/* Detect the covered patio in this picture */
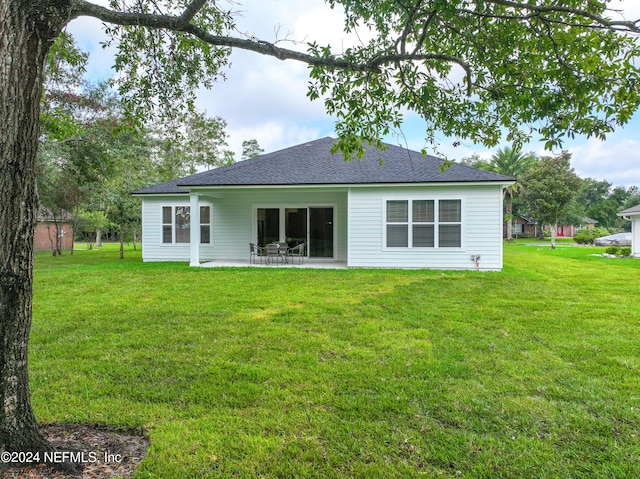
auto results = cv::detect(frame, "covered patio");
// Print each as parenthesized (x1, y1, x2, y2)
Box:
(198, 259, 348, 269)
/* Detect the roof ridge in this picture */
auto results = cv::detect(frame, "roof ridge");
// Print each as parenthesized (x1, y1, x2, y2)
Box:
(133, 137, 515, 194)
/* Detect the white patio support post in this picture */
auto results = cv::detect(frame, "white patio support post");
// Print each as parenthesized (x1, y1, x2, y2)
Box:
(189, 193, 201, 266)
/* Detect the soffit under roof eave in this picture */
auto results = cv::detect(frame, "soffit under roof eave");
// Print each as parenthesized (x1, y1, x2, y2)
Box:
(130, 192, 188, 198)
(180, 180, 514, 192)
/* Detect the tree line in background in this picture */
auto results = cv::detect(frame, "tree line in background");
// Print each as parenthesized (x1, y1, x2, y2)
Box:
(39, 35, 638, 258)
(41, 28, 639, 257)
(38, 33, 264, 258)
(462, 148, 640, 248)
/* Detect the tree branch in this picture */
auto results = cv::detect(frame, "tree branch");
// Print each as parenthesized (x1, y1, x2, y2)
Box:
(68, 0, 377, 72)
(179, 0, 207, 22)
(369, 53, 473, 95)
(395, 0, 426, 55)
(486, 0, 640, 33)
(67, 0, 638, 100)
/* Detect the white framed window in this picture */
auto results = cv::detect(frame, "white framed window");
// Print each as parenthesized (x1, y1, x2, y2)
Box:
(386, 200, 410, 247)
(200, 206, 211, 244)
(412, 199, 435, 247)
(162, 205, 211, 244)
(438, 199, 462, 247)
(512, 223, 525, 235)
(385, 199, 461, 248)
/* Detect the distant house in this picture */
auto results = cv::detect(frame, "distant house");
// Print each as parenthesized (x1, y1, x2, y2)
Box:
(133, 138, 514, 271)
(544, 217, 598, 238)
(580, 217, 599, 229)
(35, 207, 74, 253)
(503, 215, 538, 238)
(617, 205, 640, 256)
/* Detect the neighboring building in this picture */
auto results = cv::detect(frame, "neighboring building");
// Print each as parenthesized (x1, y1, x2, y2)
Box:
(503, 215, 538, 239)
(617, 205, 640, 256)
(543, 217, 598, 238)
(580, 217, 599, 229)
(132, 138, 514, 270)
(35, 207, 74, 253)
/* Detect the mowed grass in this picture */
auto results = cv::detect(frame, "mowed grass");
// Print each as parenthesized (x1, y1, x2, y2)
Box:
(30, 243, 640, 478)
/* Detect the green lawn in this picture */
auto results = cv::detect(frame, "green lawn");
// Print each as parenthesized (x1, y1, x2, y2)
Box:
(30, 243, 640, 478)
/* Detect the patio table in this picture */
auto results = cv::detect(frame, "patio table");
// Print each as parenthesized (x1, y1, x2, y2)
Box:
(266, 243, 289, 265)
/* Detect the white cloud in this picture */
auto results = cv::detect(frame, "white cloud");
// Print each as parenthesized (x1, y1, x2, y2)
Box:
(195, 0, 363, 158)
(227, 121, 325, 159)
(569, 135, 640, 187)
(609, 0, 640, 20)
(195, 47, 334, 159)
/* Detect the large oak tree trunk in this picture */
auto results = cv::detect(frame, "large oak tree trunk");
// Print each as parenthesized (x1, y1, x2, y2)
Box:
(0, 0, 69, 460)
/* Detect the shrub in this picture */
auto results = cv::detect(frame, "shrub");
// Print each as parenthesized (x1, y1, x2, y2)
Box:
(542, 229, 551, 238)
(605, 245, 620, 255)
(573, 232, 593, 244)
(573, 227, 610, 245)
(620, 247, 632, 257)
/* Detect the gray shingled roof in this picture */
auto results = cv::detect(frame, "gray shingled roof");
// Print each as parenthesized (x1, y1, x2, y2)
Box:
(133, 137, 513, 195)
(618, 204, 640, 216)
(132, 177, 191, 195)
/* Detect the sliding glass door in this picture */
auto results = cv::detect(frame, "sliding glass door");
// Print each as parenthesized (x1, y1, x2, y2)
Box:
(257, 208, 279, 247)
(285, 208, 307, 248)
(256, 206, 334, 258)
(309, 208, 333, 258)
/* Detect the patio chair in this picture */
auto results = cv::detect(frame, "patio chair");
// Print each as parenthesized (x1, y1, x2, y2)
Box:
(278, 243, 289, 264)
(287, 242, 305, 265)
(249, 243, 265, 264)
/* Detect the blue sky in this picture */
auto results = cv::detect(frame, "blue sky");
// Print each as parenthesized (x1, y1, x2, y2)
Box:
(68, 0, 640, 187)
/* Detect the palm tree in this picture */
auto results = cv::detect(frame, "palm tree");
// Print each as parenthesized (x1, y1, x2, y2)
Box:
(489, 147, 537, 241)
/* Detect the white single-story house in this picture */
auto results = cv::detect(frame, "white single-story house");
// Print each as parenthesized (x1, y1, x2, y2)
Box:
(132, 137, 514, 270)
(617, 204, 640, 256)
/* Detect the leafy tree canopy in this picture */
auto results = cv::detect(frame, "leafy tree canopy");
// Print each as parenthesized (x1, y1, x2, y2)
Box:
(66, 0, 640, 159)
(486, 146, 538, 240)
(521, 152, 582, 247)
(577, 178, 640, 229)
(149, 111, 235, 178)
(489, 147, 537, 179)
(459, 153, 490, 170)
(242, 139, 264, 160)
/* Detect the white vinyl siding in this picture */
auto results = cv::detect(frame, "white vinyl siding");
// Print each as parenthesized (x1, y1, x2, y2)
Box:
(140, 189, 348, 262)
(632, 216, 640, 256)
(140, 198, 215, 262)
(141, 183, 505, 270)
(348, 185, 504, 270)
(209, 189, 347, 262)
